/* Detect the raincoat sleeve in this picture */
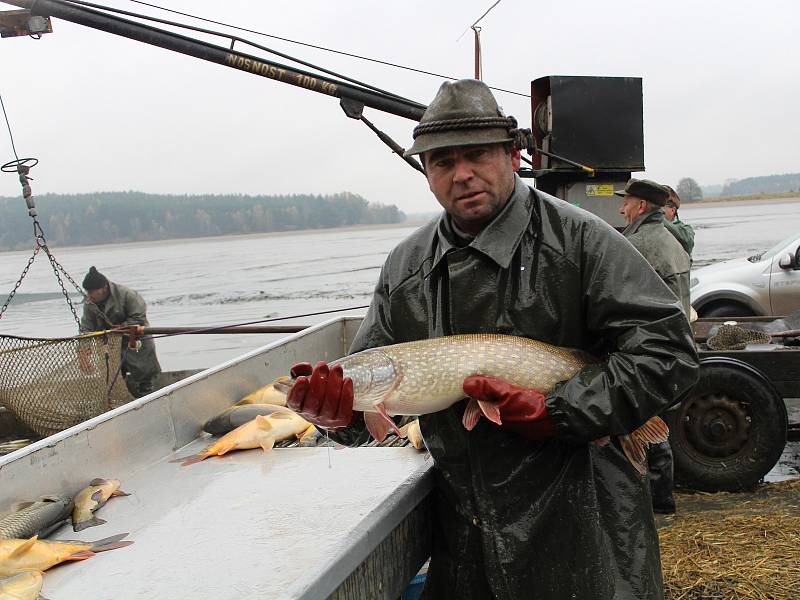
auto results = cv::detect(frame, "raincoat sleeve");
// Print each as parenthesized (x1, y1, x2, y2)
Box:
(664, 219, 695, 256)
(120, 287, 149, 326)
(545, 222, 700, 441)
(325, 264, 397, 446)
(80, 304, 101, 333)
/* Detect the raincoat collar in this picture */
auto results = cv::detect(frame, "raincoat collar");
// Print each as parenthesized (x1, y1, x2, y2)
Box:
(433, 174, 532, 271)
(623, 207, 665, 237)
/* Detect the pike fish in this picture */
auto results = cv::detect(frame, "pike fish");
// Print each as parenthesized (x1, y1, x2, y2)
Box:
(279, 334, 668, 474)
(72, 479, 129, 532)
(0, 533, 132, 577)
(0, 496, 73, 540)
(202, 404, 293, 436)
(0, 570, 44, 600)
(181, 411, 311, 466)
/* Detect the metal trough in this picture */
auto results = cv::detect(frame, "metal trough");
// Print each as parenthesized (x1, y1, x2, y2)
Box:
(0, 317, 434, 599)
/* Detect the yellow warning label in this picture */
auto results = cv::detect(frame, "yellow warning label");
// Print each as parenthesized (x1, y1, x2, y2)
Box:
(586, 184, 615, 197)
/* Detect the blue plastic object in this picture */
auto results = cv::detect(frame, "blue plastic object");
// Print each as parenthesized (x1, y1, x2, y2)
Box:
(401, 573, 427, 600)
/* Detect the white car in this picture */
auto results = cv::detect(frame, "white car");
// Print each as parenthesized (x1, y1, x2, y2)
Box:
(690, 232, 800, 317)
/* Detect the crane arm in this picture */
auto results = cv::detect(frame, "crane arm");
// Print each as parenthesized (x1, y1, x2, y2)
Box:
(1, 0, 427, 122)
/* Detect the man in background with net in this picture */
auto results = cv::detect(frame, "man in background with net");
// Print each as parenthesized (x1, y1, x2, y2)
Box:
(80, 266, 161, 398)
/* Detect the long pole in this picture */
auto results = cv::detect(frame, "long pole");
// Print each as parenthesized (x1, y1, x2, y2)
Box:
(142, 325, 308, 335)
(1, 0, 426, 121)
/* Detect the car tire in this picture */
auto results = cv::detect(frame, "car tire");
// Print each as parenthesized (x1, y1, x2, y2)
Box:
(699, 302, 756, 318)
(665, 360, 787, 492)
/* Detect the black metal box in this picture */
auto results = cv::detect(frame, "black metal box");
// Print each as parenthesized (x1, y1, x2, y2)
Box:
(531, 76, 644, 174)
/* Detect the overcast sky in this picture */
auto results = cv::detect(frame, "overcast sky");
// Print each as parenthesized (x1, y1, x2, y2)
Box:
(0, 0, 797, 213)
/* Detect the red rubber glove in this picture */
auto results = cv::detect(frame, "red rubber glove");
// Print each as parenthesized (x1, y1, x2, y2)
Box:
(462, 375, 556, 441)
(287, 361, 359, 429)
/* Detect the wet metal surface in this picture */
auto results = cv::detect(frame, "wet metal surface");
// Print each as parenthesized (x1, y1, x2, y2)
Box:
(43, 445, 431, 599)
(766, 398, 800, 483)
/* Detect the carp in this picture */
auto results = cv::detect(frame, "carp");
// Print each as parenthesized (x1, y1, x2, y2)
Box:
(181, 410, 311, 466)
(0, 533, 131, 577)
(0, 496, 73, 540)
(0, 570, 43, 600)
(398, 420, 425, 451)
(202, 404, 293, 436)
(72, 479, 129, 532)
(235, 379, 289, 406)
(279, 334, 669, 473)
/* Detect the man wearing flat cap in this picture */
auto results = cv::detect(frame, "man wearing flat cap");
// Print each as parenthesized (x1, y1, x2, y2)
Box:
(288, 80, 698, 599)
(617, 179, 693, 516)
(80, 266, 161, 398)
(617, 179, 692, 317)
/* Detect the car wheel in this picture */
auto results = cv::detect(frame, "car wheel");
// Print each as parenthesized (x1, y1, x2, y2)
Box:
(665, 361, 787, 492)
(699, 302, 756, 318)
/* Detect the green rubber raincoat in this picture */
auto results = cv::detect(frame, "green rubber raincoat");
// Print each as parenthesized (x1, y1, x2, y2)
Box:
(80, 281, 161, 397)
(331, 176, 699, 600)
(663, 215, 695, 257)
(623, 209, 692, 317)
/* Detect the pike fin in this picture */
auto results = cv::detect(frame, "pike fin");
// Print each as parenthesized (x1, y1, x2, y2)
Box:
(8, 536, 38, 558)
(462, 398, 482, 431)
(375, 403, 403, 436)
(632, 416, 669, 444)
(73, 516, 106, 532)
(477, 399, 502, 426)
(593, 436, 610, 447)
(618, 416, 669, 475)
(364, 411, 393, 443)
(260, 438, 275, 452)
(11, 501, 35, 511)
(89, 478, 109, 486)
(618, 435, 648, 476)
(111, 489, 130, 497)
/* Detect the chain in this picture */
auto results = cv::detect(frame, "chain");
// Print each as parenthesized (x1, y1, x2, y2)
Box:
(0, 245, 41, 320)
(40, 242, 83, 327)
(1, 160, 86, 328)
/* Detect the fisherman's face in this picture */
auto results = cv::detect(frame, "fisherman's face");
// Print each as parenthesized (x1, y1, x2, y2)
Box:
(86, 285, 109, 303)
(423, 143, 520, 235)
(664, 203, 677, 222)
(619, 195, 647, 226)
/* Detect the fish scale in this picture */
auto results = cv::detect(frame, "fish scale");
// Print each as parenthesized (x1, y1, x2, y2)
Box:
(321, 334, 667, 474)
(338, 334, 586, 415)
(0, 496, 72, 540)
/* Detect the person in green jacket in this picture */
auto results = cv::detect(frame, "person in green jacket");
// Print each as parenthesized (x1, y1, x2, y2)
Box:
(287, 80, 699, 599)
(663, 186, 695, 257)
(80, 266, 161, 397)
(617, 179, 692, 515)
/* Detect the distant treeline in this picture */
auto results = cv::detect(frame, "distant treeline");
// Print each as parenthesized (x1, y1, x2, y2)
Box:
(719, 173, 800, 197)
(0, 191, 405, 250)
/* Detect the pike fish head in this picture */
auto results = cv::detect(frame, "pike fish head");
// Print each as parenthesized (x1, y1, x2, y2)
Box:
(336, 349, 398, 410)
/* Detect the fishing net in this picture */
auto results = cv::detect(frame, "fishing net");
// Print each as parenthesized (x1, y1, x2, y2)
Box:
(0, 332, 134, 437)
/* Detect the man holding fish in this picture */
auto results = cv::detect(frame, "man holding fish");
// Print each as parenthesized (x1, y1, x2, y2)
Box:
(288, 80, 699, 599)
